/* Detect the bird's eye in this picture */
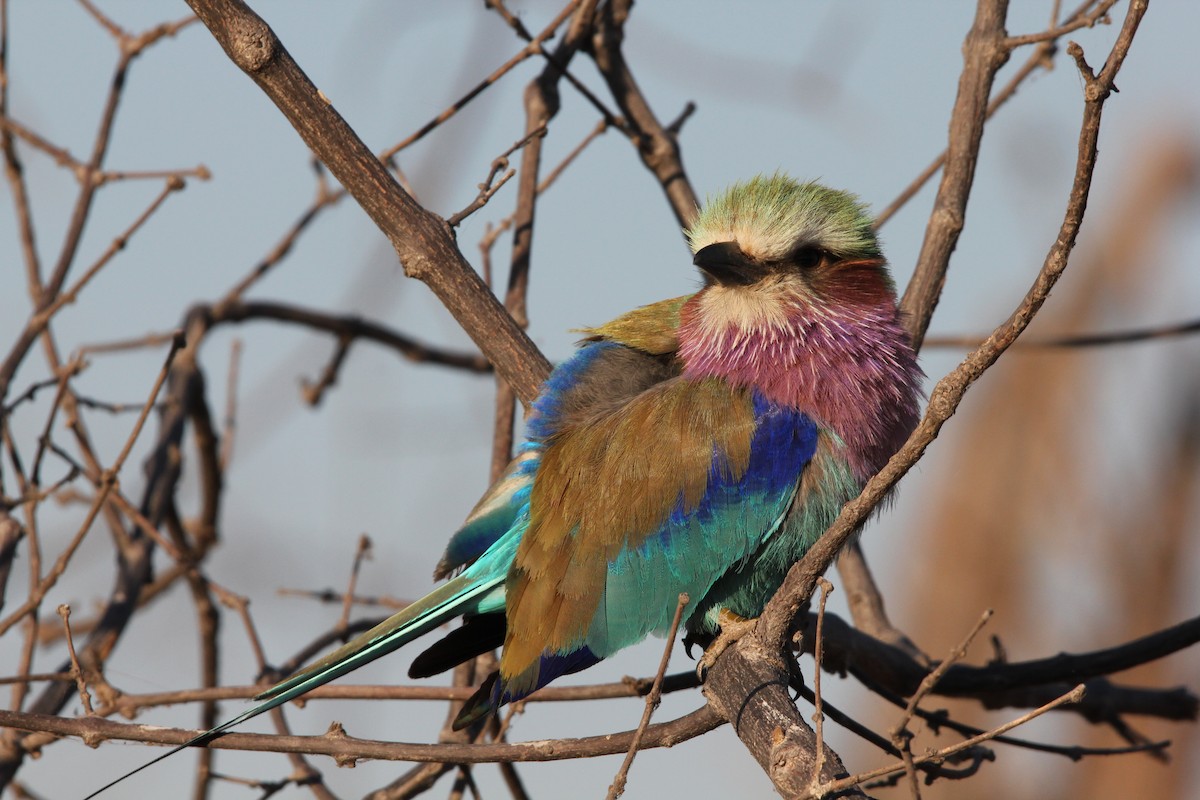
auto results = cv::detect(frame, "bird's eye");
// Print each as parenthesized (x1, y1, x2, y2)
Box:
(792, 246, 825, 269)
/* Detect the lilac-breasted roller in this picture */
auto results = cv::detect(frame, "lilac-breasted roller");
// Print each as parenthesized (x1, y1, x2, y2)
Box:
(87, 174, 922, 797)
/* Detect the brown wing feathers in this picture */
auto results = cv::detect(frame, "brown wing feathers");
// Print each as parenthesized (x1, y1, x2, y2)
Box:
(500, 377, 756, 689)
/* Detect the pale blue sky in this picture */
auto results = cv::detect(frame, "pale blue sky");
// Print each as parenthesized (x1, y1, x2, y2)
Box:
(2, 2, 1198, 798)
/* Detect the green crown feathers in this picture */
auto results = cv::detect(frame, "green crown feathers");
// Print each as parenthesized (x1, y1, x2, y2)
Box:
(687, 173, 880, 261)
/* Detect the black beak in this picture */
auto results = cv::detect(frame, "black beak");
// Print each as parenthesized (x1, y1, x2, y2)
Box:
(692, 241, 761, 286)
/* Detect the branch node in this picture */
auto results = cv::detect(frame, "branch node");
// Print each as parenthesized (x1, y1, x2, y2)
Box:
(226, 14, 278, 73)
(322, 721, 360, 768)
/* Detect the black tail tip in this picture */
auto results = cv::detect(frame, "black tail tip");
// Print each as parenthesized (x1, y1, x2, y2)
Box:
(452, 671, 500, 731)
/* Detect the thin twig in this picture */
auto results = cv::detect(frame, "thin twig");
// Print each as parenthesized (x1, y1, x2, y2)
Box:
(807, 578, 834, 792)
(0, 178, 185, 399)
(816, 685, 1088, 796)
(861, 674, 1170, 763)
(925, 315, 1200, 350)
(606, 592, 688, 799)
(210, 583, 270, 676)
(1003, 0, 1118, 47)
(76, 0, 125, 38)
(219, 338, 242, 472)
(892, 610, 994, 738)
(276, 588, 408, 611)
(447, 126, 547, 228)
(0, 702, 726, 764)
(888, 609, 993, 800)
(27, 356, 83, 485)
(380, 1, 581, 163)
(300, 334, 352, 407)
(0, 331, 185, 637)
(95, 164, 210, 185)
(56, 604, 93, 715)
(1, 0, 45, 300)
(447, 168, 515, 228)
(337, 535, 373, 632)
(487, 0, 625, 132)
(875, 0, 1108, 229)
(0, 672, 74, 687)
(219, 173, 345, 305)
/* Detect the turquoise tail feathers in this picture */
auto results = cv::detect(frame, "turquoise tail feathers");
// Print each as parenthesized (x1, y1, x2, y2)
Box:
(254, 573, 500, 706)
(84, 573, 502, 800)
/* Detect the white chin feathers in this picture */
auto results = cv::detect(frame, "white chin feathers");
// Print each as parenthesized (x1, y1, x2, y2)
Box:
(695, 277, 812, 336)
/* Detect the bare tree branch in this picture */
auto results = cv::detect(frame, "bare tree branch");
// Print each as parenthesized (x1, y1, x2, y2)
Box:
(184, 0, 551, 406)
(0, 705, 724, 764)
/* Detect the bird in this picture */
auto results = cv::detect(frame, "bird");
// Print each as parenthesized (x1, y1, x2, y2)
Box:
(86, 173, 922, 797)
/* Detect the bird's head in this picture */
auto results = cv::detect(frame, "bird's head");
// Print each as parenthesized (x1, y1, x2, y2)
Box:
(677, 175, 920, 474)
(685, 174, 893, 329)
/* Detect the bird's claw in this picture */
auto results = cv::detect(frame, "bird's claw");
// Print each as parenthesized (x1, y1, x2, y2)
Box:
(696, 609, 757, 681)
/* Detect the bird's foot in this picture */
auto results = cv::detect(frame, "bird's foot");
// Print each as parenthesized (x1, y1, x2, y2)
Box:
(696, 609, 758, 681)
(682, 629, 712, 660)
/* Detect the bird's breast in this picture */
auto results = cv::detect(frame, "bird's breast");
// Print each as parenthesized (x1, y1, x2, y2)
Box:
(678, 298, 920, 481)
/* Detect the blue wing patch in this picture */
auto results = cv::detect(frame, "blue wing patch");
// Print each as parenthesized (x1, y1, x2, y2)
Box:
(587, 392, 817, 656)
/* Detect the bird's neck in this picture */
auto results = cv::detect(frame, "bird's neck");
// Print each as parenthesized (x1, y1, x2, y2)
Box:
(677, 276, 920, 480)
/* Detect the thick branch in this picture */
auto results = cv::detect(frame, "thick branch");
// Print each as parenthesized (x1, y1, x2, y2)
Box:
(900, 0, 1012, 349)
(590, 0, 698, 229)
(701, 641, 866, 798)
(809, 612, 1199, 723)
(184, 0, 550, 406)
(0, 705, 722, 764)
